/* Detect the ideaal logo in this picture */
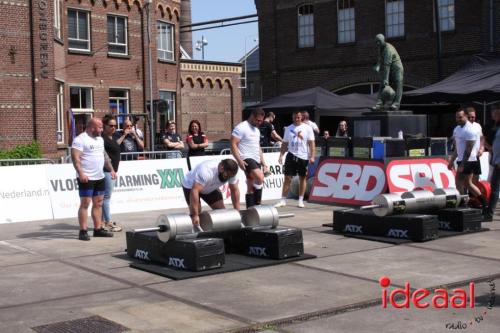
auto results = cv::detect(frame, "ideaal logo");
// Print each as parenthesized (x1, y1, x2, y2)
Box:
(379, 276, 496, 329)
(50, 168, 184, 191)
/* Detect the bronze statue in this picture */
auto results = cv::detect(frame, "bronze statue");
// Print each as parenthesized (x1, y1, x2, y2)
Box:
(372, 34, 404, 111)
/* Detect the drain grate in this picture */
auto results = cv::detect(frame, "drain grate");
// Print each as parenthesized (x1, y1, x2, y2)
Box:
(32, 315, 129, 333)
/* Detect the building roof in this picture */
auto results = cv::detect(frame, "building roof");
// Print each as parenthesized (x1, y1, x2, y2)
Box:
(239, 45, 259, 72)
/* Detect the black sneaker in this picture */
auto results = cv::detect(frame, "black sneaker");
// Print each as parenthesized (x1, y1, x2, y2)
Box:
(93, 228, 114, 237)
(483, 214, 493, 222)
(79, 230, 90, 241)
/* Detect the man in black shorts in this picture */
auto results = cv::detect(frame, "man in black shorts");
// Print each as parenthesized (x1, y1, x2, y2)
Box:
(448, 108, 487, 210)
(259, 111, 283, 147)
(72, 118, 115, 240)
(231, 108, 269, 208)
(181, 159, 240, 227)
(275, 110, 315, 208)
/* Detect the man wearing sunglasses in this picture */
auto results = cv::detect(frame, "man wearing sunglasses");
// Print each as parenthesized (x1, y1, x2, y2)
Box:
(115, 119, 144, 160)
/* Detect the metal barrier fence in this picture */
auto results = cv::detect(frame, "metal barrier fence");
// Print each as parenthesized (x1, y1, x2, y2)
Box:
(0, 158, 56, 166)
(219, 146, 281, 155)
(119, 150, 183, 161)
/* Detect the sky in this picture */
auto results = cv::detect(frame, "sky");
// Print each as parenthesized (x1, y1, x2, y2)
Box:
(190, 0, 258, 63)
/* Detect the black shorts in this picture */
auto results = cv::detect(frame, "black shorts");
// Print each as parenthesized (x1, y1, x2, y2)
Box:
(244, 158, 261, 177)
(183, 187, 223, 206)
(284, 153, 309, 177)
(457, 161, 481, 175)
(78, 178, 105, 197)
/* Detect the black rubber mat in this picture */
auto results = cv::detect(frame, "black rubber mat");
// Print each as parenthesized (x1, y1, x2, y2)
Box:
(337, 228, 489, 245)
(129, 253, 317, 280)
(32, 315, 128, 333)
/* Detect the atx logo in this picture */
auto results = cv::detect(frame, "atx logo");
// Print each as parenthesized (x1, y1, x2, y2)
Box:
(344, 224, 363, 233)
(134, 249, 150, 260)
(157, 168, 184, 189)
(168, 257, 186, 269)
(249, 246, 268, 257)
(380, 276, 475, 309)
(386, 229, 409, 239)
(439, 221, 452, 230)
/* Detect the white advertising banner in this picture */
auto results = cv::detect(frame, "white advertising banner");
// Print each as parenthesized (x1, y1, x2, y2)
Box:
(0, 165, 53, 223)
(46, 159, 190, 219)
(188, 153, 285, 204)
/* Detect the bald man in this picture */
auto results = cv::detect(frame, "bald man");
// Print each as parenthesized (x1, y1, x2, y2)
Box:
(71, 118, 115, 241)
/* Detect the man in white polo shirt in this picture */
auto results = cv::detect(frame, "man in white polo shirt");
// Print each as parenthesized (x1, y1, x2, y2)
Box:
(182, 159, 240, 227)
(448, 108, 487, 210)
(275, 110, 316, 208)
(465, 106, 485, 181)
(231, 108, 269, 208)
(71, 118, 115, 241)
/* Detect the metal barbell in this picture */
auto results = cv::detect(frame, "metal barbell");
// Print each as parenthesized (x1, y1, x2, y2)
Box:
(133, 205, 295, 243)
(361, 188, 468, 217)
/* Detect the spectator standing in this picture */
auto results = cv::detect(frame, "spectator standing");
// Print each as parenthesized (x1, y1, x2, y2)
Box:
(259, 111, 283, 147)
(466, 106, 485, 181)
(275, 111, 316, 208)
(335, 121, 349, 137)
(301, 111, 320, 135)
(161, 121, 184, 152)
(186, 119, 208, 156)
(115, 119, 144, 160)
(231, 108, 269, 208)
(485, 106, 500, 221)
(71, 118, 114, 240)
(101, 115, 122, 232)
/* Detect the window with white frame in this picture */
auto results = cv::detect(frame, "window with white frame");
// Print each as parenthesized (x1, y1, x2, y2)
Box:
(70, 86, 93, 111)
(56, 82, 64, 143)
(159, 90, 176, 122)
(68, 9, 90, 51)
(109, 89, 129, 129)
(54, 0, 62, 39)
(298, 4, 314, 48)
(107, 15, 128, 55)
(338, 0, 355, 44)
(386, 0, 404, 38)
(437, 0, 455, 31)
(157, 21, 174, 61)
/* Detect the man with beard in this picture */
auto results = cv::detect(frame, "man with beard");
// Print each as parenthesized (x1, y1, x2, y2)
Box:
(181, 159, 240, 227)
(231, 108, 269, 208)
(71, 118, 115, 240)
(484, 106, 500, 221)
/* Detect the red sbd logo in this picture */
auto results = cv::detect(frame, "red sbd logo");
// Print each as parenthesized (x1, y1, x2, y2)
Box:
(386, 158, 456, 193)
(310, 159, 387, 205)
(380, 276, 475, 309)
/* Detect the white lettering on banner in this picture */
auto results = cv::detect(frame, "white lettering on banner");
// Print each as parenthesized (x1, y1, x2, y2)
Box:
(309, 159, 387, 205)
(386, 158, 455, 193)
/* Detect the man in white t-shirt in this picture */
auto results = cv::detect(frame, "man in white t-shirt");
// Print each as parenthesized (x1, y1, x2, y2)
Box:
(301, 111, 320, 135)
(275, 110, 316, 208)
(466, 106, 485, 181)
(182, 159, 240, 227)
(231, 108, 269, 208)
(448, 109, 487, 209)
(71, 118, 115, 241)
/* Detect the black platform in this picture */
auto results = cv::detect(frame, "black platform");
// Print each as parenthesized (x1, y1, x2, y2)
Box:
(352, 111, 427, 137)
(128, 253, 316, 280)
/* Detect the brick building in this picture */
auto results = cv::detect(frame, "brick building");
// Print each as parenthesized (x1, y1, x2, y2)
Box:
(254, 0, 500, 134)
(0, 0, 241, 156)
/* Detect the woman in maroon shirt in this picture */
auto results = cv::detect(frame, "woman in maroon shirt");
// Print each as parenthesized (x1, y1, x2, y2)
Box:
(186, 119, 208, 156)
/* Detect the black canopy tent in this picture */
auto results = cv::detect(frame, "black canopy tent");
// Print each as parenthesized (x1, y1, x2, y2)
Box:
(404, 54, 500, 125)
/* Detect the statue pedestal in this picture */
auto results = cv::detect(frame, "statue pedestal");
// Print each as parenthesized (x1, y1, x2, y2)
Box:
(352, 110, 427, 138)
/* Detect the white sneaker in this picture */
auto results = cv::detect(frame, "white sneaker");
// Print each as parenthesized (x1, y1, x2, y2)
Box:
(298, 201, 305, 208)
(274, 200, 286, 208)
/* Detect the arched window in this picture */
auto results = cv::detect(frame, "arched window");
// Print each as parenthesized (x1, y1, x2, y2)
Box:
(298, 4, 314, 48)
(337, 0, 355, 44)
(386, 0, 404, 38)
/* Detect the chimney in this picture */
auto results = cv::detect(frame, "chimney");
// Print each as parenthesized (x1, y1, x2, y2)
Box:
(180, 0, 193, 57)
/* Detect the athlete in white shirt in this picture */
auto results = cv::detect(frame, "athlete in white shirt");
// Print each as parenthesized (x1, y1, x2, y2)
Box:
(231, 108, 268, 208)
(71, 118, 115, 240)
(182, 159, 240, 227)
(448, 109, 487, 209)
(275, 110, 316, 208)
(466, 106, 485, 181)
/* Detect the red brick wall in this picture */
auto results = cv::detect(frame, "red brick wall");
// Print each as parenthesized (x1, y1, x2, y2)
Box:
(256, 0, 499, 100)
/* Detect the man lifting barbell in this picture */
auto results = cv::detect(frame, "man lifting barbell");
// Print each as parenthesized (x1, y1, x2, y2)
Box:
(181, 159, 241, 227)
